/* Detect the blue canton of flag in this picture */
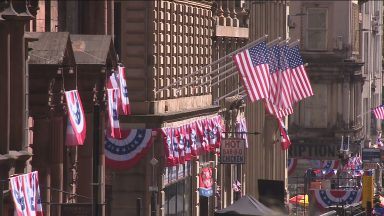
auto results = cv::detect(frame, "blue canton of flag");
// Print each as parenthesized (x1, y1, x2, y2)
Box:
(233, 41, 270, 102)
(249, 41, 268, 66)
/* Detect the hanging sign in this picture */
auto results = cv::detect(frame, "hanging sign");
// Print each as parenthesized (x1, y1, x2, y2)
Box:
(199, 167, 213, 197)
(220, 138, 246, 164)
(362, 148, 381, 163)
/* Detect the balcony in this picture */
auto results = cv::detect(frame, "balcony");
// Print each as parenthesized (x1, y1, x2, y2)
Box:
(213, 0, 249, 38)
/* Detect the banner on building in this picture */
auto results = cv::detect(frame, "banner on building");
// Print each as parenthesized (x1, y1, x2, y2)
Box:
(65, 90, 86, 145)
(199, 167, 213, 197)
(107, 88, 121, 138)
(220, 138, 246, 164)
(312, 189, 361, 209)
(161, 115, 224, 166)
(105, 129, 153, 169)
(10, 171, 43, 216)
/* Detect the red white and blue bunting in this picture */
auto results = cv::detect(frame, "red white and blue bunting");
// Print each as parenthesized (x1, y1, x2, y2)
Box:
(105, 129, 153, 169)
(162, 115, 224, 166)
(288, 158, 339, 177)
(321, 160, 339, 178)
(313, 189, 362, 209)
(287, 158, 297, 176)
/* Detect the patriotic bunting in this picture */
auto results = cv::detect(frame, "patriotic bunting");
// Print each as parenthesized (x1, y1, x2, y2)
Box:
(287, 158, 298, 176)
(312, 189, 362, 209)
(161, 115, 224, 166)
(105, 129, 153, 169)
(10, 171, 43, 216)
(65, 90, 86, 145)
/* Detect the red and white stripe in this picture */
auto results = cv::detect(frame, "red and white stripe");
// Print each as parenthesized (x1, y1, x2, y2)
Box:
(264, 100, 293, 118)
(291, 65, 314, 103)
(233, 50, 270, 102)
(373, 105, 384, 119)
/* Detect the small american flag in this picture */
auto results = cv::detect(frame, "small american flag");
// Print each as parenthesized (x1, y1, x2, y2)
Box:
(287, 45, 314, 103)
(373, 105, 384, 119)
(233, 41, 270, 102)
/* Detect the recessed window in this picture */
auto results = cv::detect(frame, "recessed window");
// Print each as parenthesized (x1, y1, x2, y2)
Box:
(306, 8, 328, 50)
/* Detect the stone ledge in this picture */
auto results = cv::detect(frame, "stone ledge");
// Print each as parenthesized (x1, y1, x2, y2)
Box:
(215, 25, 249, 38)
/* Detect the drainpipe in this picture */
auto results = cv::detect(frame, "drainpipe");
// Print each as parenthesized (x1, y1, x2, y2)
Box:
(25, 55, 30, 152)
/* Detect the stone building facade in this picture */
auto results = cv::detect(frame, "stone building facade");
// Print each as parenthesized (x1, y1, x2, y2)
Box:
(288, 0, 383, 176)
(1, 0, 293, 215)
(0, 0, 34, 214)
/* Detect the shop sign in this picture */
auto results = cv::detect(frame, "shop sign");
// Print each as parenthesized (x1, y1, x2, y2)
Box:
(199, 167, 213, 197)
(220, 138, 246, 164)
(288, 143, 338, 159)
(362, 148, 381, 163)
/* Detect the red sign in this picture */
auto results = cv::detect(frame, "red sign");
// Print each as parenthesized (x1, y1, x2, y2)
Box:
(199, 167, 213, 197)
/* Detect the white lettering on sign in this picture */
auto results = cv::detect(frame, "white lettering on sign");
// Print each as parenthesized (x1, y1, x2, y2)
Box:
(220, 138, 246, 164)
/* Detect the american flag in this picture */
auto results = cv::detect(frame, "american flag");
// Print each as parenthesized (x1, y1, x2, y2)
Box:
(264, 44, 293, 118)
(275, 44, 293, 110)
(373, 105, 384, 119)
(233, 41, 270, 102)
(277, 117, 291, 150)
(287, 45, 314, 103)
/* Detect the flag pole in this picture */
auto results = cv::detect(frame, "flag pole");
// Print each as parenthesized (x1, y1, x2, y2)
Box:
(288, 39, 300, 48)
(214, 86, 244, 103)
(155, 35, 268, 94)
(177, 36, 282, 93)
(357, 109, 373, 118)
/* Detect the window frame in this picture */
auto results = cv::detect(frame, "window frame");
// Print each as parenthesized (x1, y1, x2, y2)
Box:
(305, 7, 328, 51)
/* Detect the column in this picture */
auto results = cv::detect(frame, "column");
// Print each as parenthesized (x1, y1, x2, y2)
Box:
(0, 20, 10, 155)
(9, 19, 26, 151)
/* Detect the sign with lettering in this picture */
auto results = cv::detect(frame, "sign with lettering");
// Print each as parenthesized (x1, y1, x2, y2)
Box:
(220, 138, 246, 164)
(362, 148, 381, 163)
(288, 143, 338, 159)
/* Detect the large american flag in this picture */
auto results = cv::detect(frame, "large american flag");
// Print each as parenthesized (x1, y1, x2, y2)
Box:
(233, 41, 270, 102)
(276, 44, 293, 110)
(264, 44, 293, 118)
(287, 45, 314, 103)
(373, 105, 384, 119)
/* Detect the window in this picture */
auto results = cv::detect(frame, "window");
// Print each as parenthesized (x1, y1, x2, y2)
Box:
(306, 8, 328, 50)
(363, 98, 368, 136)
(164, 178, 191, 216)
(363, 32, 369, 74)
(364, 2, 369, 14)
(304, 84, 327, 128)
